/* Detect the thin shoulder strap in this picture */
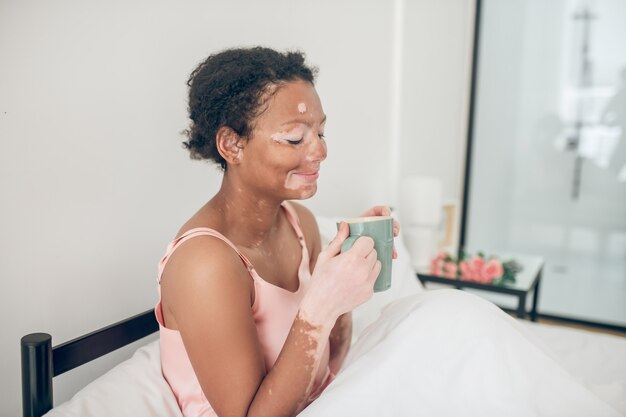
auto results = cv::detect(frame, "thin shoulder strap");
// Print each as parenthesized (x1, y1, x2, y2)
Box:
(281, 201, 312, 278)
(157, 227, 253, 283)
(281, 201, 305, 243)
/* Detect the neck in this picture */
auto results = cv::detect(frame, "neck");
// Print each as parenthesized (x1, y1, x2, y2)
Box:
(210, 174, 285, 248)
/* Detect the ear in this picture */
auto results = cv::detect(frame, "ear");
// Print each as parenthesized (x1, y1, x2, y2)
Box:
(216, 126, 245, 165)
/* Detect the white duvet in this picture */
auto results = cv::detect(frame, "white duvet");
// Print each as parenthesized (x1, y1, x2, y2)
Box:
(47, 290, 624, 417)
(300, 290, 622, 417)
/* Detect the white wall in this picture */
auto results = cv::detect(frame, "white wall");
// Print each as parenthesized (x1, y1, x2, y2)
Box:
(0, 1, 474, 414)
(399, 0, 475, 204)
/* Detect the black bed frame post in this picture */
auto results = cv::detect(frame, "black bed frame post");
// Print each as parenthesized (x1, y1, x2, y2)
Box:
(21, 333, 53, 417)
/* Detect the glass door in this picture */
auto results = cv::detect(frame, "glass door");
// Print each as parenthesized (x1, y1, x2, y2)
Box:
(464, 0, 626, 327)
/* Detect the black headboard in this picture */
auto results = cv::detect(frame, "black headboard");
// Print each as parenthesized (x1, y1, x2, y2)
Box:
(21, 309, 159, 417)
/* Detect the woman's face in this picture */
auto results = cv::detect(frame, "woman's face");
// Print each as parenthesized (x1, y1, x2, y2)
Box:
(238, 80, 327, 200)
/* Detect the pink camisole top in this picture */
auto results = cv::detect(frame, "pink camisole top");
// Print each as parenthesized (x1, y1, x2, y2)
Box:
(155, 202, 332, 417)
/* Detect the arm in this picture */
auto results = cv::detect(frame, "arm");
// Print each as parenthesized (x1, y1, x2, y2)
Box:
(327, 312, 352, 374)
(160, 226, 379, 417)
(292, 202, 353, 375)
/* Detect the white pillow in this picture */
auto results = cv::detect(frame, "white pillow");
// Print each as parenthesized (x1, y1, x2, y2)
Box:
(314, 215, 424, 341)
(44, 340, 182, 417)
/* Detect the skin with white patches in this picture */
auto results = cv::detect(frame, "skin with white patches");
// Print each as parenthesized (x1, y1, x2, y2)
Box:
(276, 121, 323, 191)
(160, 79, 397, 417)
(286, 313, 326, 404)
(298, 102, 307, 113)
(233, 146, 243, 162)
(270, 127, 306, 144)
(284, 170, 319, 190)
(232, 82, 327, 201)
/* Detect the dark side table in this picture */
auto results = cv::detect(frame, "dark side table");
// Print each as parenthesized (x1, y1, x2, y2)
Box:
(416, 254, 544, 321)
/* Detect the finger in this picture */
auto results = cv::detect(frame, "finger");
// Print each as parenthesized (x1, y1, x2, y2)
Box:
(370, 260, 382, 283)
(392, 246, 398, 259)
(359, 206, 377, 217)
(323, 222, 350, 258)
(359, 205, 391, 218)
(393, 220, 400, 237)
(364, 248, 378, 266)
(350, 236, 375, 256)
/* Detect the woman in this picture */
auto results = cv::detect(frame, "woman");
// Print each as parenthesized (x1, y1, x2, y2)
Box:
(155, 47, 395, 417)
(156, 47, 621, 417)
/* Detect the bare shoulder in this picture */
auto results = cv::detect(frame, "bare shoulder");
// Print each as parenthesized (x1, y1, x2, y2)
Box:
(160, 234, 254, 329)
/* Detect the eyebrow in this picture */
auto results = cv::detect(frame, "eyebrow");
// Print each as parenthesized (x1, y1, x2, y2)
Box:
(281, 115, 327, 127)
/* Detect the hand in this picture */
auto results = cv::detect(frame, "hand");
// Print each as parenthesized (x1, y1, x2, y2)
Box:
(302, 222, 381, 323)
(359, 205, 401, 259)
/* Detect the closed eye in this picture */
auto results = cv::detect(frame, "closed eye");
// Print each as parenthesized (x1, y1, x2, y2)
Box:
(287, 138, 303, 145)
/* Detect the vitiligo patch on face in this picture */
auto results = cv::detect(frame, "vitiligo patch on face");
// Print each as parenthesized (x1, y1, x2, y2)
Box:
(284, 172, 298, 190)
(298, 102, 307, 114)
(271, 127, 305, 144)
(284, 171, 315, 190)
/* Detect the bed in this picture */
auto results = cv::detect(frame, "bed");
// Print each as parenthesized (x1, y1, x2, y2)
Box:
(21, 216, 626, 417)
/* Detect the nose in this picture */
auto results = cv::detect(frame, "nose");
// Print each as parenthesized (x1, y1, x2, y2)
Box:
(307, 134, 327, 163)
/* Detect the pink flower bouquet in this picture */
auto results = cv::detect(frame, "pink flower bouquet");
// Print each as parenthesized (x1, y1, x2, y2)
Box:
(430, 250, 521, 285)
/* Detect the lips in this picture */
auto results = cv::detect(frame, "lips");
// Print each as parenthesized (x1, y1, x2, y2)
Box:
(294, 171, 319, 180)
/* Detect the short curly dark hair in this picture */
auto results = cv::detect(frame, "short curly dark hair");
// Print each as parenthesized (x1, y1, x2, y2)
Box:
(183, 47, 318, 169)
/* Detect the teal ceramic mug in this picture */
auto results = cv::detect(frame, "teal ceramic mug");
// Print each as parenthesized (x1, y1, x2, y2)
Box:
(337, 216, 394, 292)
